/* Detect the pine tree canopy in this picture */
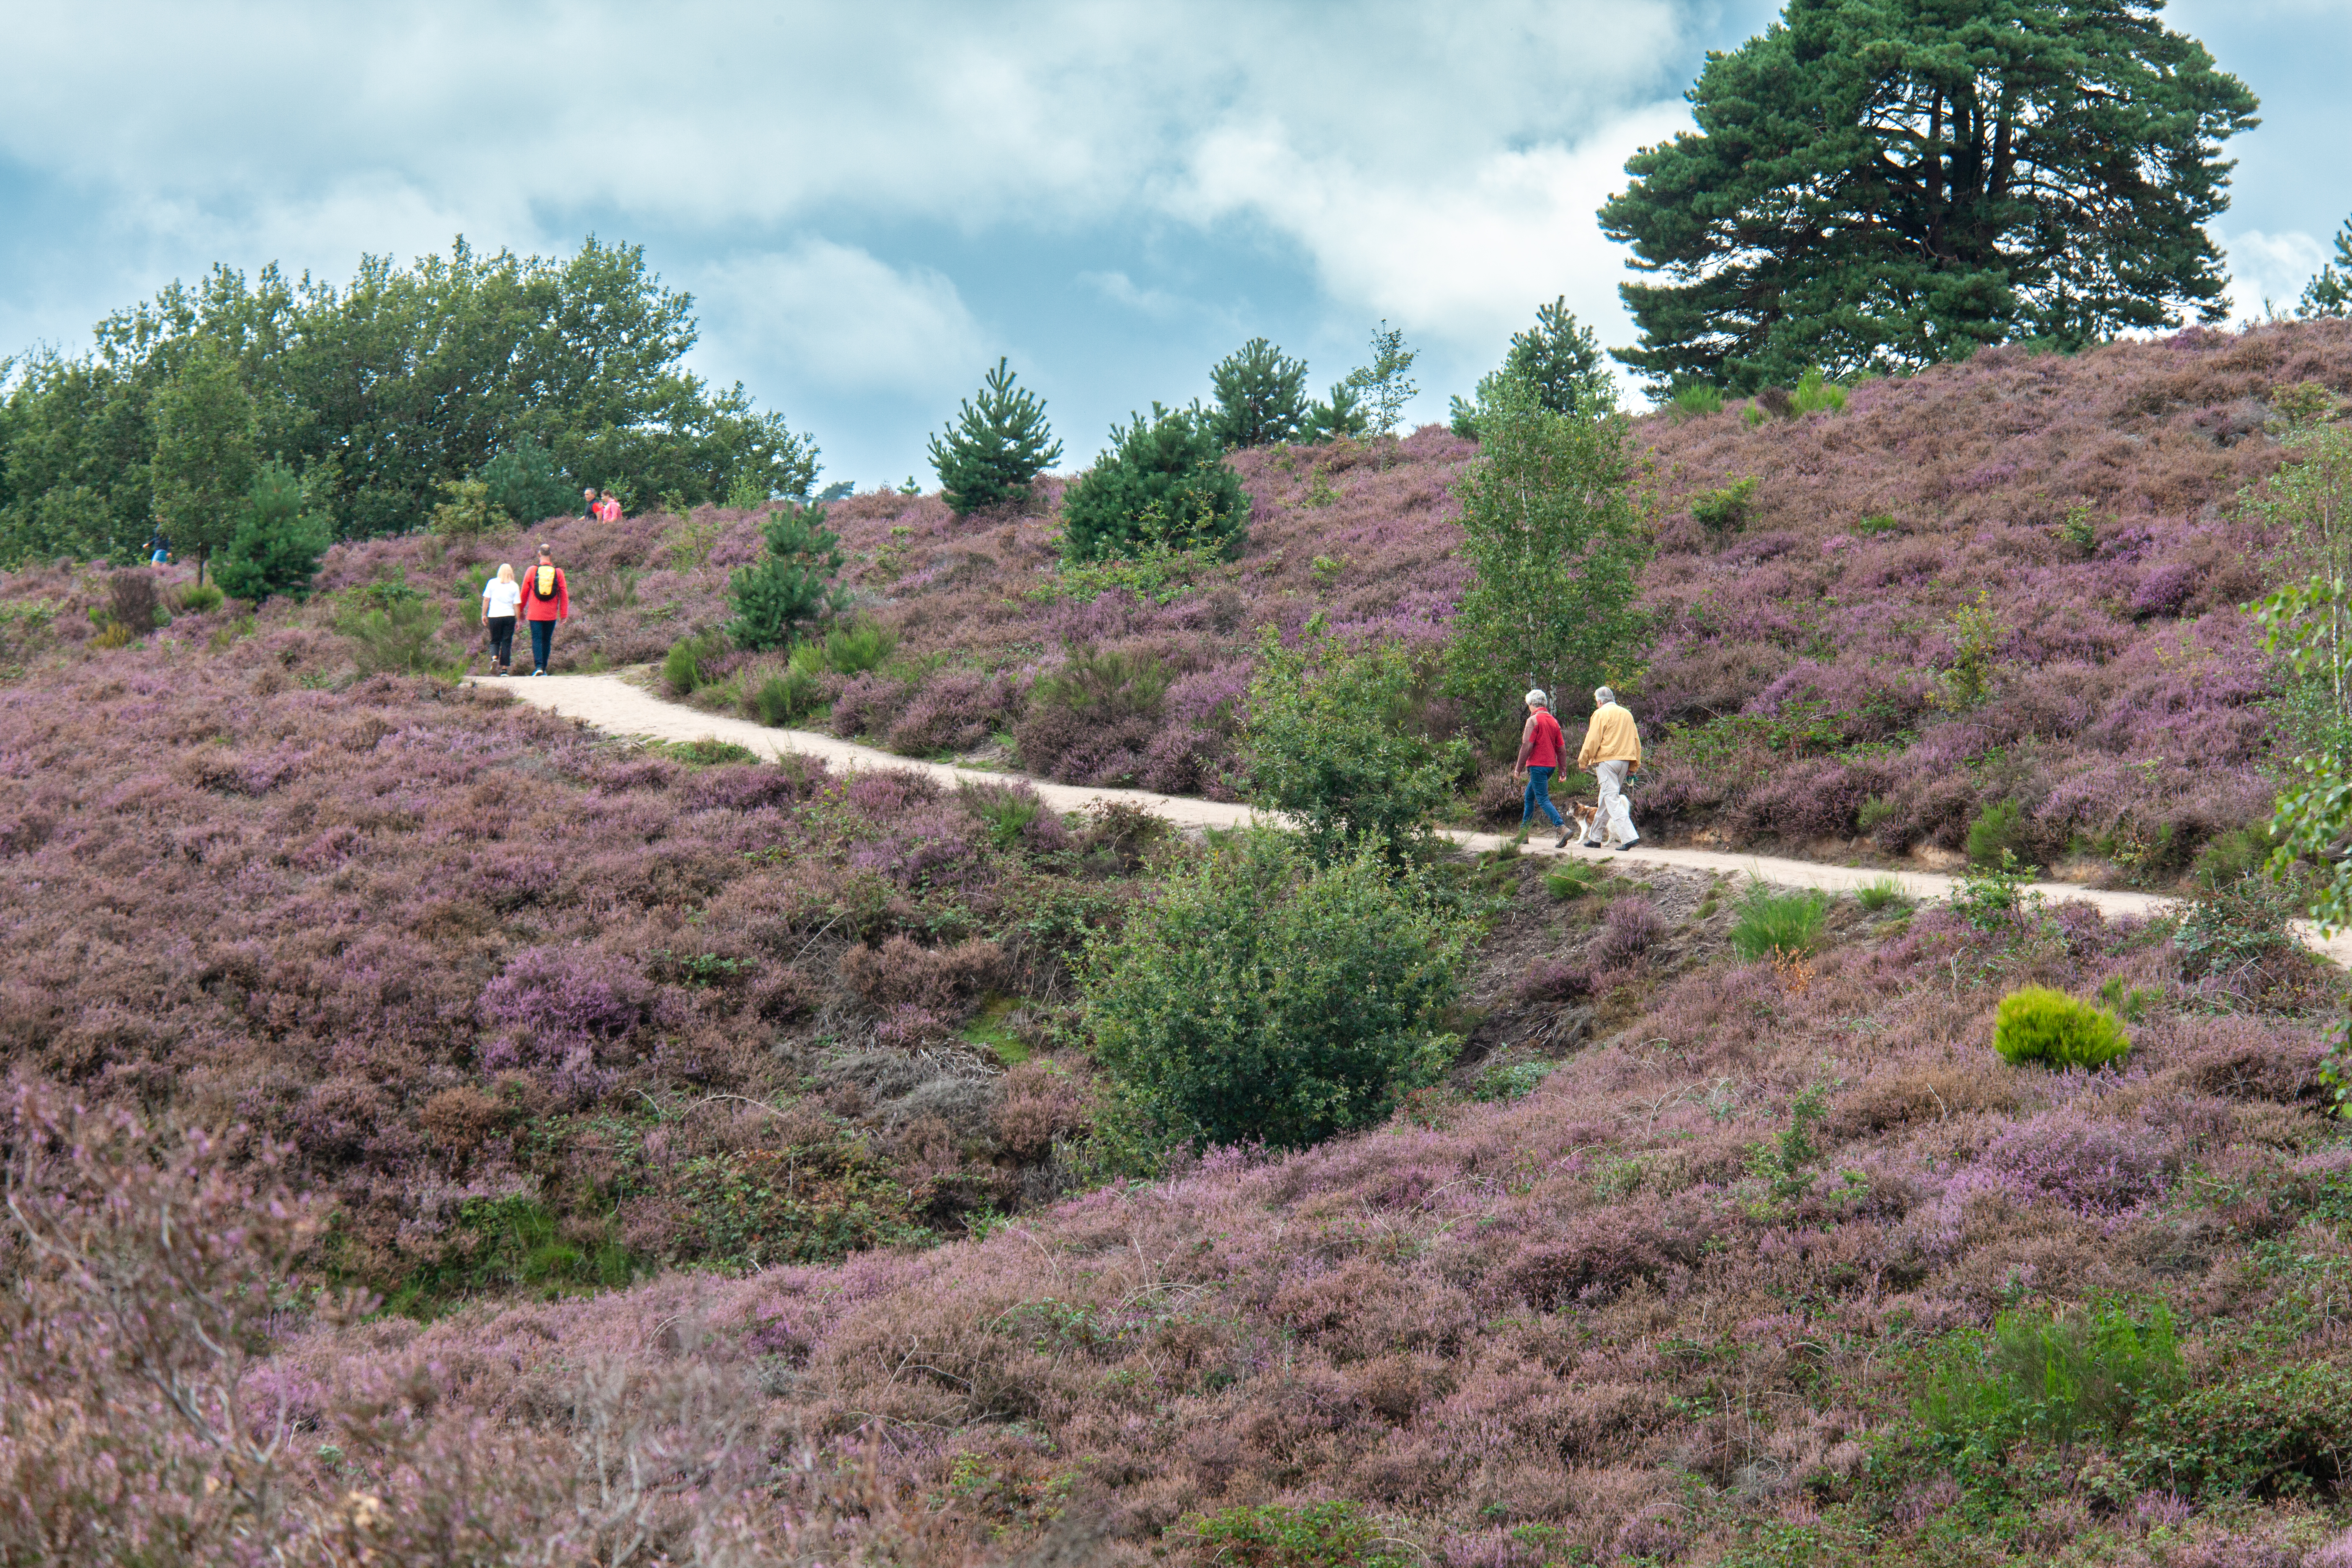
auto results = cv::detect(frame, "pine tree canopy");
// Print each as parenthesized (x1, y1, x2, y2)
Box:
(1208, 338, 1310, 450)
(928, 358, 1063, 516)
(1599, 0, 2259, 393)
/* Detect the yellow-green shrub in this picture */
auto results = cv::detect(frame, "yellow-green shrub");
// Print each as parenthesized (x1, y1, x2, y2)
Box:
(1993, 985, 2129, 1069)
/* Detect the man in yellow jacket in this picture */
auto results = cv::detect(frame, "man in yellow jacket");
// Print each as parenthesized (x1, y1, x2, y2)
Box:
(1576, 686, 1643, 851)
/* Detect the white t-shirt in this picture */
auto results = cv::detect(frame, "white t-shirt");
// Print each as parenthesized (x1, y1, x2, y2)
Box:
(482, 578, 523, 616)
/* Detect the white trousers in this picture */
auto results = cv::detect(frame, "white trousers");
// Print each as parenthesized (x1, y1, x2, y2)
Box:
(1586, 759, 1637, 846)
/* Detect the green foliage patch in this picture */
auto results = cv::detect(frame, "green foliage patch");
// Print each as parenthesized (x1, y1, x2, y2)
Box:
(1245, 616, 1466, 864)
(1992, 985, 2130, 1069)
(1080, 830, 1471, 1152)
(1728, 881, 1830, 960)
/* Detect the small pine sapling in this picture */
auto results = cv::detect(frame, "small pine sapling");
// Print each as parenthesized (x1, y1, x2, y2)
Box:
(727, 504, 851, 651)
(928, 358, 1064, 516)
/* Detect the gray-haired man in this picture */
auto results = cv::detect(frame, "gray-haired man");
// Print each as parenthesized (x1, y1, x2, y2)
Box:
(1575, 686, 1643, 851)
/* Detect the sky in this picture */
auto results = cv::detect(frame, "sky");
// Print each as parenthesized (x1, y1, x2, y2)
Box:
(2, 0, 2349, 491)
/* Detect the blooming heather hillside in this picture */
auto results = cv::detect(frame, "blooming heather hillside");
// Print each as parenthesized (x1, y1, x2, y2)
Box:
(25, 867, 2344, 1563)
(282, 320, 2352, 885)
(0, 632, 1158, 1299)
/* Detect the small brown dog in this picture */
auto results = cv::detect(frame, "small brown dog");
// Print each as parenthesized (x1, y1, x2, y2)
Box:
(1565, 802, 1602, 844)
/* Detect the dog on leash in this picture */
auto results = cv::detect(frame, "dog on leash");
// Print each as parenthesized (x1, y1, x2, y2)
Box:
(1565, 801, 1602, 845)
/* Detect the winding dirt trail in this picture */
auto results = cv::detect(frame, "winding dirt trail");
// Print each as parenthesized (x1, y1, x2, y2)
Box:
(486, 669, 2352, 966)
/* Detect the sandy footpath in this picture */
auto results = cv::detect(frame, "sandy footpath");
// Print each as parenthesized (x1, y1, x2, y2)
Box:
(486, 670, 2352, 967)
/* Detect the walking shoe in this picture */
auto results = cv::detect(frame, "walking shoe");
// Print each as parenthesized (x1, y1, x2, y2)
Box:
(1616, 838, 1641, 853)
(1554, 830, 1570, 849)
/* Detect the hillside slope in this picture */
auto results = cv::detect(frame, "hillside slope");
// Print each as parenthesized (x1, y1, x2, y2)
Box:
(299, 318, 2352, 886)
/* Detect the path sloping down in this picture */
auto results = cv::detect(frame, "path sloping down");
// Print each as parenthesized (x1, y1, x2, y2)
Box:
(489, 671, 2352, 967)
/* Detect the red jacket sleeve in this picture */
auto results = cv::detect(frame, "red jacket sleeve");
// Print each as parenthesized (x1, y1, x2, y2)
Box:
(555, 569, 569, 619)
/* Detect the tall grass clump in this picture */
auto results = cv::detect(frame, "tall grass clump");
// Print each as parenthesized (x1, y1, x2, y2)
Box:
(1855, 874, 1907, 911)
(1728, 881, 1830, 959)
(1992, 985, 2131, 1069)
(1080, 829, 1471, 1152)
(1669, 383, 1724, 418)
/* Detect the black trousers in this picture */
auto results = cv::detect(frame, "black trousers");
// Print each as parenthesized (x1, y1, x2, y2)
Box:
(486, 616, 516, 667)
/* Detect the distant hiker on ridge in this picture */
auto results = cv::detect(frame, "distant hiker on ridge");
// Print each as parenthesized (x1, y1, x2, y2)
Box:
(521, 544, 569, 676)
(481, 562, 521, 676)
(596, 492, 622, 523)
(583, 487, 601, 521)
(1515, 688, 1571, 848)
(1577, 686, 1643, 852)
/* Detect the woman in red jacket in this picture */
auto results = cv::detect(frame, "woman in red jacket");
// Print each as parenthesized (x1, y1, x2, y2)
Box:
(520, 544, 569, 675)
(1515, 688, 1570, 847)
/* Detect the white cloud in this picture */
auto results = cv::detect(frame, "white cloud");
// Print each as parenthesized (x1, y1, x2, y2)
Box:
(2216, 227, 2330, 320)
(1079, 271, 1186, 317)
(696, 240, 985, 397)
(1174, 103, 1689, 361)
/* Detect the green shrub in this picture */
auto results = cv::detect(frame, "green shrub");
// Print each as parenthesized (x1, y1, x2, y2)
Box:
(1921, 1301, 2181, 1462)
(2124, 1361, 2352, 1498)
(1855, 875, 1906, 911)
(1992, 985, 2130, 1068)
(728, 504, 851, 650)
(1472, 1057, 1556, 1102)
(1032, 647, 1166, 724)
(821, 619, 898, 676)
(1669, 383, 1724, 418)
(1787, 367, 1849, 415)
(2174, 872, 2297, 979)
(1856, 795, 1897, 834)
(961, 783, 1046, 849)
(2190, 825, 2272, 891)
(1855, 513, 1902, 536)
(1059, 402, 1249, 562)
(660, 738, 761, 767)
(1690, 476, 1759, 532)
(663, 635, 710, 695)
(2096, 975, 2161, 1024)
(751, 650, 829, 727)
(173, 583, 225, 615)
(339, 596, 446, 676)
(1079, 830, 1471, 1151)
(213, 463, 331, 604)
(1729, 881, 1830, 959)
(1951, 848, 2040, 932)
(1184, 1501, 1406, 1568)
(427, 476, 504, 538)
(1741, 402, 1767, 427)
(1244, 615, 1468, 864)
(1966, 798, 2031, 867)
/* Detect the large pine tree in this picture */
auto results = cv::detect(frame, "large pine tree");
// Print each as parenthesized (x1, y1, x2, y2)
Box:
(1599, 0, 2258, 392)
(927, 358, 1063, 516)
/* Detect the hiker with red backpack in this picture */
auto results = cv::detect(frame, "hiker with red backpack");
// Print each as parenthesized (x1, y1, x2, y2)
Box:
(520, 545, 569, 676)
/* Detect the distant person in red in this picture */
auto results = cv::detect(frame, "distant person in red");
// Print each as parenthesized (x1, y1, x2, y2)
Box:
(595, 492, 622, 523)
(520, 544, 569, 676)
(1515, 687, 1570, 847)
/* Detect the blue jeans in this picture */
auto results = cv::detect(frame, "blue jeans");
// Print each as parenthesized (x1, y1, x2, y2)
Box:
(1522, 766, 1564, 828)
(529, 619, 555, 672)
